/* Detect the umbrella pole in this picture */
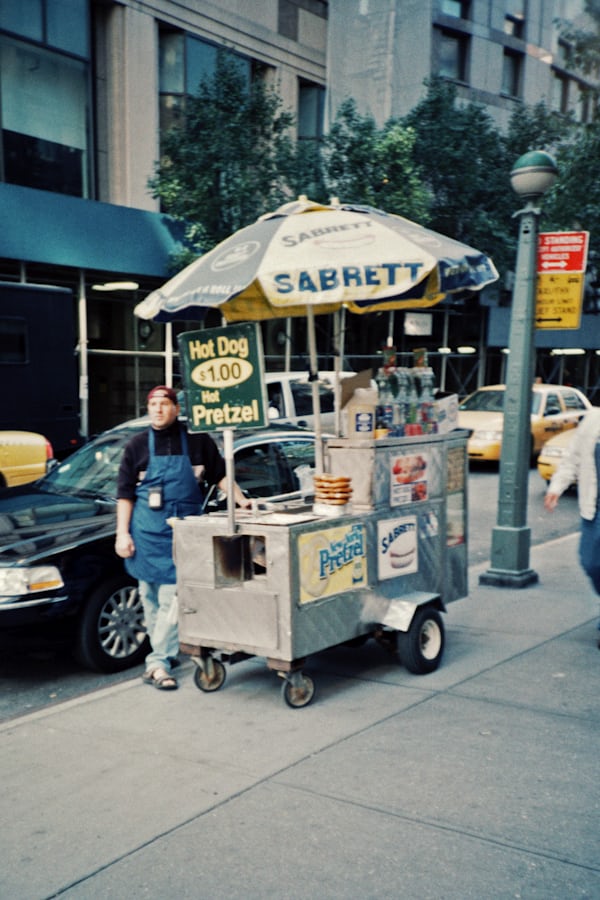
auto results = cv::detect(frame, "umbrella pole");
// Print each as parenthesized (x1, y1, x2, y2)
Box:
(333, 310, 342, 437)
(284, 317, 292, 370)
(223, 427, 236, 534)
(307, 306, 324, 473)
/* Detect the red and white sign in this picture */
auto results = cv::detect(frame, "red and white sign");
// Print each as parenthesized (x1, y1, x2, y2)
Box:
(537, 231, 589, 274)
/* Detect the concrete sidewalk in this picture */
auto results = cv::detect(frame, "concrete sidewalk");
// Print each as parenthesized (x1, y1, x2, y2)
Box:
(1, 532, 599, 900)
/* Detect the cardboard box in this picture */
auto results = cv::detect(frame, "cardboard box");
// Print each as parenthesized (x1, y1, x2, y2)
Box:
(434, 393, 459, 434)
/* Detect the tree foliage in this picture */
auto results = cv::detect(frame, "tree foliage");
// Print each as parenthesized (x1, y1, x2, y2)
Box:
(504, 101, 573, 160)
(544, 122, 600, 260)
(402, 79, 516, 272)
(149, 56, 600, 278)
(321, 99, 431, 221)
(557, 0, 600, 114)
(148, 54, 295, 258)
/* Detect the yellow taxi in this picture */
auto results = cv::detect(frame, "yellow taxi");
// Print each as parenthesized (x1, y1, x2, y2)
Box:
(0, 431, 55, 488)
(537, 427, 577, 484)
(457, 383, 591, 462)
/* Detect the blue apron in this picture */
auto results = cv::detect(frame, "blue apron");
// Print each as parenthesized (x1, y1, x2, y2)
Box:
(125, 427, 204, 584)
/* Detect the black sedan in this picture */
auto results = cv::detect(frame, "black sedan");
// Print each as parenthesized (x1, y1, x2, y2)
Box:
(0, 420, 319, 672)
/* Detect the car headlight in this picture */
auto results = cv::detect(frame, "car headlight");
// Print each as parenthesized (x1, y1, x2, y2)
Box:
(472, 430, 503, 442)
(0, 565, 64, 597)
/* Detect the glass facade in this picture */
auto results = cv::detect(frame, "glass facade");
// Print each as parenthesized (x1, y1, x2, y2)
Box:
(298, 80, 325, 139)
(0, 0, 91, 197)
(158, 28, 251, 133)
(502, 50, 522, 97)
(437, 30, 469, 81)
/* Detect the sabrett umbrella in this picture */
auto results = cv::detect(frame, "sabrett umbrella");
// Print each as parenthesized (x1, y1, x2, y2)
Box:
(135, 197, 499, 472)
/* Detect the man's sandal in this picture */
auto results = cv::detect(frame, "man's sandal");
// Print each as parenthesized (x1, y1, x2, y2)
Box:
(142, 668, 178, 690)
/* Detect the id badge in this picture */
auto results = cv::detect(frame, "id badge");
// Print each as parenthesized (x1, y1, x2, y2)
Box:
(148, 486, 164, 510)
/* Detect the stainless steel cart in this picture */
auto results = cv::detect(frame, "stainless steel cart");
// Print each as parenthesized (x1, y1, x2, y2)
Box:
(173, 430, 468, 707)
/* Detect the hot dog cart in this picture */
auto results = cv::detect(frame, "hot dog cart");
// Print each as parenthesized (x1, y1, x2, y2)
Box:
(173, 428, 468, 708)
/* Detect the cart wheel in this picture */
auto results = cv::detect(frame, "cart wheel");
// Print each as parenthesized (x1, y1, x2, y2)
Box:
(193, 659, 226, 692)
(397, 607, 444, 675)
(282, 674, 315, 709)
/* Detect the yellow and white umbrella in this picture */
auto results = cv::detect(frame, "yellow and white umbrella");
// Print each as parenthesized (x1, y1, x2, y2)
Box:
(136, 197, 498, 469)
(137, 197, 498, 323)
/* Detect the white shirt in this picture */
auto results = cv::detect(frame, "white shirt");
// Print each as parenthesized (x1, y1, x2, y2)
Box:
(548, 408, 600, 520)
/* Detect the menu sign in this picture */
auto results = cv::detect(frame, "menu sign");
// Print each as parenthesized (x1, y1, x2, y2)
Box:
(178, 323, 268, 432)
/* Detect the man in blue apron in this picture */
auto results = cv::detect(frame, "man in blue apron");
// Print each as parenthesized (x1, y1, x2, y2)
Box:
(115, 386, 250, 690)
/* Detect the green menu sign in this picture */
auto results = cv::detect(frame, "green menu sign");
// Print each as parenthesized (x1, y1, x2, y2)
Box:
(177, 323, 268, 432)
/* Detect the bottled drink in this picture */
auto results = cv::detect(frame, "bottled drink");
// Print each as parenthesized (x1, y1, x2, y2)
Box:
(376, 368, 393, 431)
(419, 368, 437, 433)
(406, 371, 419, 425)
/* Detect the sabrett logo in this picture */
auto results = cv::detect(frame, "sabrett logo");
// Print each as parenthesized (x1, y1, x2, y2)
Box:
(273, 263, 424, 295)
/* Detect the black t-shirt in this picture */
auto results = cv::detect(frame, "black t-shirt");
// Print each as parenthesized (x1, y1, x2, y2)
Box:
(117, 422, 226, 501)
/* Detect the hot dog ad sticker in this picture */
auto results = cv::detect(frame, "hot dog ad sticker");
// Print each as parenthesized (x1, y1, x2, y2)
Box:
(390, 452, 429, 506)
(378, 516, 418, 580)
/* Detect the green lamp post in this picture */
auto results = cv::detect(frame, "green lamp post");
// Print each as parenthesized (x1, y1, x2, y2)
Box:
(480, 151, 558, 588)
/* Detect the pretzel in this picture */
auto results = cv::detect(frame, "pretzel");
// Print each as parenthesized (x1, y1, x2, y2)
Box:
(314, 475, 351, 487)
(315, 491, 352, 503)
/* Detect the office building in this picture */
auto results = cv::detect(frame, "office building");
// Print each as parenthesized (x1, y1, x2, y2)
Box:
(0, 1, 596, 435)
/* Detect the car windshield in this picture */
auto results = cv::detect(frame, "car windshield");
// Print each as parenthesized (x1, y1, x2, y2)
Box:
(40, 428, 139, 497)
(290, 382, 335, 415)
(459, 390, 505, 412)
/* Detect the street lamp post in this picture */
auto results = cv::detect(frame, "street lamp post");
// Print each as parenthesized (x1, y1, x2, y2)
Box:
(480, 151, 558, 588)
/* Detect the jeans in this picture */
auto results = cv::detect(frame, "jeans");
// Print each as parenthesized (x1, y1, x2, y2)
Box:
(579, 515, 600, 596)
(138, 580, 179, 674)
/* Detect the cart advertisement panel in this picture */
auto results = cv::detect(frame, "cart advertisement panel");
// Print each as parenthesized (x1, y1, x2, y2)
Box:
(446, 445, 466, 547)
(389, 452, 429, 505)
(377, 515, 418, 580)
(298, 523, 367, 603)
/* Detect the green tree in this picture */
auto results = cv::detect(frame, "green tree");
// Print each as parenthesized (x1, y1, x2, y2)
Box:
(322, 99, 431, 221)
(557, 0, 600, 116)
(285, 136, 328, 205)
(503, 101, 573, 161)
(403, 78, 515, 272)
(371, 122, 431, 222)
(544, 122, 600, 260)
(321, 99, 380, 202)
(149, 54, 296, 258)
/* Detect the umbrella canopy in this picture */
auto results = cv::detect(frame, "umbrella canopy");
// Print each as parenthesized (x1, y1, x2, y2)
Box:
(135, 198, 498, 476)
(135, 198, 498, 324)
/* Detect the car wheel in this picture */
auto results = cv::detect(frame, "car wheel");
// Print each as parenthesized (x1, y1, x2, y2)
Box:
(396, 607, 445, 674)
(74, 575, 149, 672)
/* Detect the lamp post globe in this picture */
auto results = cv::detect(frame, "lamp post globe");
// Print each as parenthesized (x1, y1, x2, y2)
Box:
(510, 150, 558, 201)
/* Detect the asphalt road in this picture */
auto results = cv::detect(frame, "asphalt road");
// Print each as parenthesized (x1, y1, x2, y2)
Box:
(0, 464, 582, 721)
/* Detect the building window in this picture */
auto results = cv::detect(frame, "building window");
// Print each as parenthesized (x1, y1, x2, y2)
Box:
(298, 80, 325, 140)
(504, 14, 524, 39)
(503, 0, 525, 38)
(577, 84, 593, 123)
(552, 72, 569, 114)
(436, 29, 469, 82)
(159, 29, 251, 133)
(556, 39, 571, 68)
(502, 50, 522, 97)
(440, 0, 470, 18)
(0, 0, 89, 56)
(279, 0, 299, 40)
(0, 36, 90, 196)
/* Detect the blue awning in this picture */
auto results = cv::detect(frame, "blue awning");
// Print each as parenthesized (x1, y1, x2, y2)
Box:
(0, 183, 186, 277)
